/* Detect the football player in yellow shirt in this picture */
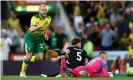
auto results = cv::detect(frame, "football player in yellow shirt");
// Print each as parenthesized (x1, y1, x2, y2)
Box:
(20, 4, 51, 78)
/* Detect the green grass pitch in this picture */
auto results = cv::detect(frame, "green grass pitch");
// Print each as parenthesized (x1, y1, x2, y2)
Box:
(1, 76, 133, 80)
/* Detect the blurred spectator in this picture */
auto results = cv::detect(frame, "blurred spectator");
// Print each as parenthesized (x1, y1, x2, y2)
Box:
(96, 2, 104, 19)
(110, 19, 118, 30)
(19, 33, 24, 52)
(128, 41, 133, 59)
(111, 56, 127, 74)
(97, 2, 108, 25)
(99, 24, 116, 50)
(56, 28, 67, 49)
(86, 17, 98, 28)
(111, 56, 121, 74)
(129, 21, 133, 30)
(77, 23, 85, 36)
(99, 18, 108, 31)
(113, 27, 120, 50)
(84, 1, 97, 23)
(48, 27, 58, 49)
(44, 26, 67, 50)
(112, 1, 120, 11)
(83, 36, 94, 59)
(18, 26, 24, 52)
(1, 29, 12, 60)
(119, 33, 129, 50)
(50, 31, 58, 49)
(125, 3, 133, 21)
(80, 29, 87, 48)
(7, 24, 21, 52)
(73, 6, 84, 35)
(103, 2, 109, 18)
(117, 15, 130, 35)
(129, 27, 133, 42)
(62, 1, 73, 16)
(110, 10, 120, 24)
(90, 27, 101, 48)
(97, 13, 105, 26)
(126, 62, 133, 74)
(7, 13, 20, 31)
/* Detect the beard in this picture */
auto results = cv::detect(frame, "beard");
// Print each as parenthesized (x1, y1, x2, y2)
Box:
(40, 13, 46, 18)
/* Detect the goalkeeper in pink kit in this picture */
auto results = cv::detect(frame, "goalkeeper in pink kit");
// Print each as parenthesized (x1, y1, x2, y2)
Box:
(63, 52, 109, 77)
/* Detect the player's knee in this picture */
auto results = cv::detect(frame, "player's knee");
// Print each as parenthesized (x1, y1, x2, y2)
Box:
(26, 54, 32, 61)
(26, 56, 32, 61)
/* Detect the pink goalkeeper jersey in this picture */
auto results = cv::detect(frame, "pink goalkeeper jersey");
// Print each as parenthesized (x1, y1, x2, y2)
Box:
(86, 58, 102, 72)
(86, 57, 109, 77)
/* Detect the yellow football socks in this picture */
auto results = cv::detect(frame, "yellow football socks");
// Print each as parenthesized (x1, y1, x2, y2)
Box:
(20, 56, 39, 74)
(30, 56, 39, 62)
(20, 59, 29, 74)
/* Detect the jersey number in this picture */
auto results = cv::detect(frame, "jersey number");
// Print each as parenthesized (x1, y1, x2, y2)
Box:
(77, 52, 82, 61)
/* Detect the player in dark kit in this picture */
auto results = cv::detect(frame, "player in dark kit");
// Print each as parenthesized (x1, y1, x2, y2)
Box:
(41, 38, 89, 77)
(42, 38, 89, 77)
(65, 38, 88, 69)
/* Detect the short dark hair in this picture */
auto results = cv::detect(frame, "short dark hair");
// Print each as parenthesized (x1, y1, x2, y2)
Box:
(71, 38, 81, 45)
(99, 51, 107, 56)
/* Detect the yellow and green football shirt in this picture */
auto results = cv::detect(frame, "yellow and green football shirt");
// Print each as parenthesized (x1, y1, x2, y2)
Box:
(26, 14, 51, 41)
(29, 14, 51, 37)
(24, 14, 51, 53)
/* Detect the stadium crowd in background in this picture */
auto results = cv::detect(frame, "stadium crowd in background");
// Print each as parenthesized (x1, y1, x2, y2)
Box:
(62, 1, 133, 59)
